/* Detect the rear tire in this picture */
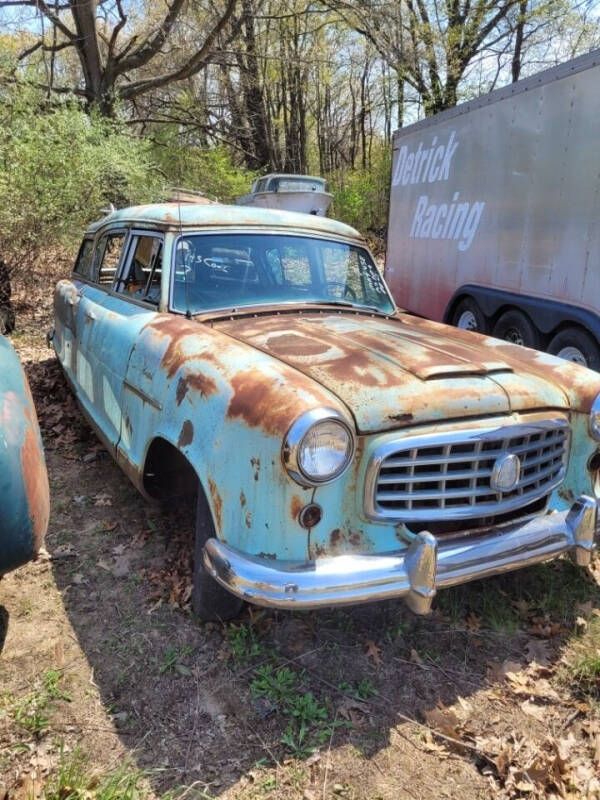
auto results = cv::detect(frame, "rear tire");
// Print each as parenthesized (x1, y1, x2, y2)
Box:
(548, 327, 600, 370)
(192, 482, 244, 622)
(492, 309, 541, 350)
(451, 298, 487, 334)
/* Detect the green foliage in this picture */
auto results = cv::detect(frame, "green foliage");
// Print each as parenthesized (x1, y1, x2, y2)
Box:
(151, 129, 255, 204)
(0, 87, 165, 268)
(44, 748, 147, 800)
(329, 145, 391, 237)
(226, 622, 264, 663)
(251, 664, 300, 705)
(2, 668, 69, 736)
(568, 616, 600, 695)
(250, 664, 346, 758)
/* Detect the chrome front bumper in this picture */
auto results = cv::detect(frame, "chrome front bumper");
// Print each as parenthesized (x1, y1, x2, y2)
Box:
(203, 495, 598, 614)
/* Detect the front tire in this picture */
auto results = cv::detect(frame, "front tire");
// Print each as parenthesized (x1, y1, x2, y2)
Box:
(192, 482, 244, 622)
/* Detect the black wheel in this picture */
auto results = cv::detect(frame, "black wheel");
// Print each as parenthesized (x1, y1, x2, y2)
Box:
(548, 327, 600, 370)
(451, 298, 487, 334)
(492, 309, 541, 350)
(192, 482, 244, 622)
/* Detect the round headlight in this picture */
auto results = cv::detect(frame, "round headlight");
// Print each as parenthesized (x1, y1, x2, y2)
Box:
(284, 409, 355, 486)
(590, 393, 600, 440)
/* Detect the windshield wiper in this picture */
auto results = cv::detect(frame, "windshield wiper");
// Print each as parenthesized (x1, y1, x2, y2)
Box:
(303, 300, 392, 315)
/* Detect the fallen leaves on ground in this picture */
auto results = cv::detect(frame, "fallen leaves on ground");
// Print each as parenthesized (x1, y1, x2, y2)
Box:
(364, 639, 382, 665)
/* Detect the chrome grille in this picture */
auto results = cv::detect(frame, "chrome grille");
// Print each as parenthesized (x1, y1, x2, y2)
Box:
(366, 419, 570, 522)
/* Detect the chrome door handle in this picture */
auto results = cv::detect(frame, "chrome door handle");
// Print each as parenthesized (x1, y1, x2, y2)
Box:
(84, 310, 97, 321)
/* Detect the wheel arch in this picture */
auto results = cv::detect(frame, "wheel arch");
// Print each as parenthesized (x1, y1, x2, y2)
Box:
(141, 436, 218, 532)
(143, 436, 199, 500)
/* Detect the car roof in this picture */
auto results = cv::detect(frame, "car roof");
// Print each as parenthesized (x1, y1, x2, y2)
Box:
(259, 174, 326, 182)
(86, 203, 362, 241)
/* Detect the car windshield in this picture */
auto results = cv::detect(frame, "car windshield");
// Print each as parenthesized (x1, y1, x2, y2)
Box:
(269, 177, 326, 192)
(171, 233, 395, 315)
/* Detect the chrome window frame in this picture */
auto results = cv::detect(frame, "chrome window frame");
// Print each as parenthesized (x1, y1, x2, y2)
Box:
(168, 229, 396, 317)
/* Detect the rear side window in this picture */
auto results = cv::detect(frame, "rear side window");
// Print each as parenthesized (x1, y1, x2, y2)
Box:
(74, 239, 94, 279)
(94, 232, 126, 285)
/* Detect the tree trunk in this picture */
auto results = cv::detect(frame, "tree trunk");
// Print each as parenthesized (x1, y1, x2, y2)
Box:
(512, 0, 528, 82)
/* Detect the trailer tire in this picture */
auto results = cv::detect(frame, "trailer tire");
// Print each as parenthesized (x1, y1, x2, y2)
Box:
(192, 481, 244, 622)
(492, 310, 541, 350)
(548, 327, 600, 370)
(451, 298, 487, 333)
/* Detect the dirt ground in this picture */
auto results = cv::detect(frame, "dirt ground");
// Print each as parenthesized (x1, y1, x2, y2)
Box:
(1, 275, 600, 799)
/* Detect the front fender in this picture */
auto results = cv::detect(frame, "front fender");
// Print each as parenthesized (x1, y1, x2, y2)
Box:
(120, 315, 351, 561)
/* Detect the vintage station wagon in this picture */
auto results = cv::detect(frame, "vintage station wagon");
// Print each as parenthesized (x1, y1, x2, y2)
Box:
(0, 336, 50, 575)
(52, 204, 600, 620)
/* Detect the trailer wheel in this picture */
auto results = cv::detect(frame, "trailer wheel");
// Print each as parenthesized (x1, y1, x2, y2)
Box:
(451, 298, 487, 333)
(548, 327, 600, 370)
(192, 481, 244, 622)
(492, 310, 541, 350)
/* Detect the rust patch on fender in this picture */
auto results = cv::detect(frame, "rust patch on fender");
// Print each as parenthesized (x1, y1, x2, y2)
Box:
(176, 377, 188, 405)
(124, 415, 133, 437)
(314, 527, 373, 557)
(208, 477, 223, 531)
(21, 407, 50, 553)
(177, 420, 194, 447)
(290, 495, 303, 520)
(251, 457, 260, 481)
(176, 373, 217, 405)
(228, 368, 326, 436)
(558, 486, 575, 504)
(388, 412, 414, 424)
(240, 491, 247, 508)
(245, 511, 252, 529)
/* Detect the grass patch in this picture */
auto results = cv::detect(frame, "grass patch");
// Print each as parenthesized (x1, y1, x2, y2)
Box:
(226, 622, 264, 663)
(44, 749, 148, 799)
(564, 616, 600, 696)
(2, 669, 70, 736)
(436, 559, 598, 631)
(250, 663, 346, 758)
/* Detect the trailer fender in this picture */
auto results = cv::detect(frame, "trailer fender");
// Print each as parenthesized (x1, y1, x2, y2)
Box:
(444, 285, 600, 343)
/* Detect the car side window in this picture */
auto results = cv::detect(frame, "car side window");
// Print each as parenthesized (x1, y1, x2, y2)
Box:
(116, 234, 163, 305)
(95, 232, 126, 286)
(73, 239, 94, 279)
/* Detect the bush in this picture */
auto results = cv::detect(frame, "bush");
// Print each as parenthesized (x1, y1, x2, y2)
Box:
(151, 130, 256, 204)
(328, 145, 391, 247)
(0, 88, 165, 273)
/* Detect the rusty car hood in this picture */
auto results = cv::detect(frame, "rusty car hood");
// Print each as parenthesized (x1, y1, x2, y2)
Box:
(214, 311, 570, 433)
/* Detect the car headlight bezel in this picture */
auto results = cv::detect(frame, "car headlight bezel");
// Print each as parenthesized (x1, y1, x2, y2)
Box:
(283, 407, 355, 487)
(590, 393, 600, 440)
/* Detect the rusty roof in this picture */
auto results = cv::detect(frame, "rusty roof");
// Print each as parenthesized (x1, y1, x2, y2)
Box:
(87, 203, 362, 241)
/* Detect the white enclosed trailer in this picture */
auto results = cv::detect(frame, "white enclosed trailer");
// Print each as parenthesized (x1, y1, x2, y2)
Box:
(385, 50, 600, 368)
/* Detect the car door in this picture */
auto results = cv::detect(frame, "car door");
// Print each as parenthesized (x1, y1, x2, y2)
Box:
(53, 237, 93, 385)
(72, 228, 131, 448)
(78, 230, 163, 454)
(108, 232, 167, 480)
